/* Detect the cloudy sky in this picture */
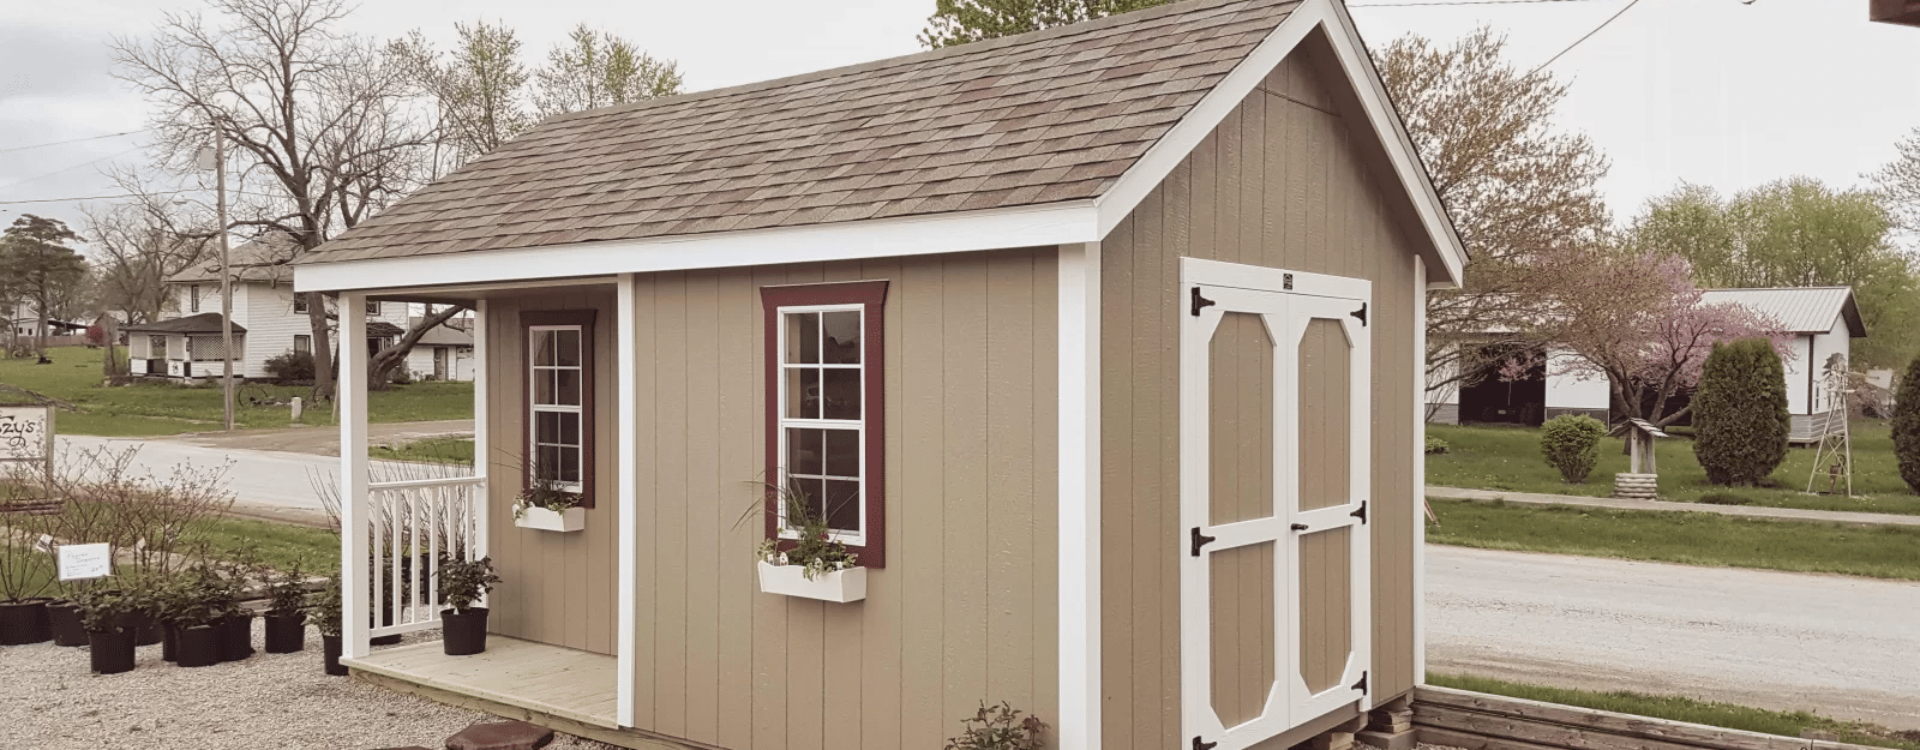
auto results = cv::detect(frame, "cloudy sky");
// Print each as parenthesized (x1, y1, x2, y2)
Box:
(2, 0, 1917, 250)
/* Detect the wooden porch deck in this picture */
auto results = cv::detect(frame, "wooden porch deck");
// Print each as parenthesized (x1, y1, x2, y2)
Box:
(343, 636, 618, 729)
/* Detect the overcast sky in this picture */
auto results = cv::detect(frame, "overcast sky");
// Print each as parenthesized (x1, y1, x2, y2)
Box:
(2, 0, 1917, 250)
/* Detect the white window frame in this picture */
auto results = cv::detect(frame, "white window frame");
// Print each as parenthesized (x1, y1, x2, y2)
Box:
(294, 334, 311, 355)
(365, 298, 380, 316)
(774, 302, 868, 548)
(528, 323, 587, 494)
(190, 285, 201, 313)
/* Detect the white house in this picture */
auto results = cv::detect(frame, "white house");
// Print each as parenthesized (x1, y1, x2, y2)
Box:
(1429, 286, 1865, 443)
(403, 315, 475, 382)
(126, 234, 413, 380)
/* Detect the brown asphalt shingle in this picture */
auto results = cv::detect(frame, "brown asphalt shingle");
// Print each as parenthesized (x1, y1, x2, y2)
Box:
(300, 0, 1299, 266)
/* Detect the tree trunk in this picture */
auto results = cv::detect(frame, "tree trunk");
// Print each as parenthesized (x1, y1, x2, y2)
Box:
(308, 293, 335, 401)
(368, 304, 469, 389)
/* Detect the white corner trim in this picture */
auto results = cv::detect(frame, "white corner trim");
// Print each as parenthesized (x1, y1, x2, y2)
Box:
(1057, 241, 1102, 750)
(338, 293, 370, 660)
(1413, 256, 1428, 685)
(1094, 0, 1468, 288)
(614, 274, 638, 728)
(295, 202, 1098, 293)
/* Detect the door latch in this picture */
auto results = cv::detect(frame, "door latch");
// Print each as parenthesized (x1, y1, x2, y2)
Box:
(1194, 737, 1219, 750)
(1291, 523, 1309, 532)
(1190, 287, 1216, 318)
(1190, 527, 1217, 557)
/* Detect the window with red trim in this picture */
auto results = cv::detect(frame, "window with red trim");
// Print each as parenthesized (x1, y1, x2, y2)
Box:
(762, 281, 887, 567)
(523, 310, 596, 507)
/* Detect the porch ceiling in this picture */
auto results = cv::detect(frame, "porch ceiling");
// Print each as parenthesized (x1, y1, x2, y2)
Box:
(343, 636, 618, 729)
(362, 276, 619, 306)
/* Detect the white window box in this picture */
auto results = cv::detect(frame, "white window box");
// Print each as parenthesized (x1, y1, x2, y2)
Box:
(756, 561, 866, 603)
(514, 506, 586, 532)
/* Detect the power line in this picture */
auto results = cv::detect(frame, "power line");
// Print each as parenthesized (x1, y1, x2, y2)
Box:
(0, 145, 147, 193)
(0, 129, 149, 156)
(0, 190, 191, 207)
(1527, 0, 1644, 75)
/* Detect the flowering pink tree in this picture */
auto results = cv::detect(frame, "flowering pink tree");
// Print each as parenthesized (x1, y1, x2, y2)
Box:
(1532, 251, 1791, 429)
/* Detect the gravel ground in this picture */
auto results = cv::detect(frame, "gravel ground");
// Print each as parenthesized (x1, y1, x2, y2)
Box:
(0, 621, 618, 750)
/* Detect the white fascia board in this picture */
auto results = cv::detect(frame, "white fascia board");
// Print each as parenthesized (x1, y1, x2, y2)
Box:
(295, 201, 1098, 293)
(1094, 0, 1468, 288)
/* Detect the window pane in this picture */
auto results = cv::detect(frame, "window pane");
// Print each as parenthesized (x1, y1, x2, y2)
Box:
(824, 428, 859, 478)
(789, 478, 827, 528)
(786, 312, 820, 364)
(558, 446, 581, 484)
(822, 368, 861, 420)
(536, 446, 562, 481)
(786, 368, 820, 419)
(823, 479, 861, 533)
(534, 369, 556, 405)
(532, 330, 556, 366)
(787, 427, 824, 477)
(556, 369, 582, 406)
(822, 311, 861, 364)
(536, 410, 561, 445)
(555, 329, 581, 367)
(558, 411, 581, 448)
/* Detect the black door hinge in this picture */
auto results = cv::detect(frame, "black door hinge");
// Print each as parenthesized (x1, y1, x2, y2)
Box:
(1291, 522, 1309, 532)
(1351, 302, 1368, 327)
(1350, 500, 1368, 524)
(1194, 737, 1218, 750)
(1353, 671, 1369, 693)
(1191, 287, 1216, 318)
(1190, 526, 1216, 557)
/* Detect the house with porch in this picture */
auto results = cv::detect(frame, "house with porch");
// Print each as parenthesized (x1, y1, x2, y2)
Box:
(294, 1, 1467, 748)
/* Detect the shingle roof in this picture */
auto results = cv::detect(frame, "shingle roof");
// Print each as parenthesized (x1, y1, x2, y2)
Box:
(1701, 287, 1866, 336)
(299, 0, 1299, 265)
(123, 313, 248, 335)
(169, 233, 300, 284)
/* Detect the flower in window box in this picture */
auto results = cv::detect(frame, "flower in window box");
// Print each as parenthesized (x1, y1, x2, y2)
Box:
(742, 476, 859, 581)
(511, 464, 585, 521)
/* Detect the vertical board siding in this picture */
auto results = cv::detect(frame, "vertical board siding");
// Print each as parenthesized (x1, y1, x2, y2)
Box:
(1100, 42, 1423, 750)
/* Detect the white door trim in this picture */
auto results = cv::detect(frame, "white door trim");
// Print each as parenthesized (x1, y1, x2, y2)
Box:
(1057, 241, 1102, 750)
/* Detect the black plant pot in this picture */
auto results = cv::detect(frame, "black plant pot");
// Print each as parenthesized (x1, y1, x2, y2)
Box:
(321, 634, 348, 676)
(175, 625, 220, 668)
(88, 629, 135, 674)
(218, 613, 254, 662)
(131, 613, 162, 647)
(47, 600, 86, 647)
(440, 607, 488, 656)
(0, 598, 52, 645)
(161, 622, 178, 662)
(264, 612, 305, 653)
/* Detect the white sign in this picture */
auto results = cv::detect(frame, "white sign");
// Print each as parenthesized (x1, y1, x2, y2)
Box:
(57, 543, 112, 582)
(0, 405, 52, 461)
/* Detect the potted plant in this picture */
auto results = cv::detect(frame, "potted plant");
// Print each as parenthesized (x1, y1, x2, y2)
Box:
(121, 573, 165, 647)
(0, 538, 54, 645)
(164, 565, 223, 668)
(74, 586, 137, 675)
(263, 563, 307, 653)
(433, 555, 499, 656)
(945, 701, 1048, 750)
(310, 574, 347, 676)
(46, 589, 88, 647)
(209, 557, 253, 662)
(511, 470, 585, 532)
(750, 481, 865, 603)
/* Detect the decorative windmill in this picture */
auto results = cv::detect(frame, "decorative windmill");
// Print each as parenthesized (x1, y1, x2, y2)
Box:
(1805, 353, 1855, 497)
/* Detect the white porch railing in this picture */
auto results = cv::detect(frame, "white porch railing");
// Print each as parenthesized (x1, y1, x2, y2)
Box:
(365, 475, 486, 638)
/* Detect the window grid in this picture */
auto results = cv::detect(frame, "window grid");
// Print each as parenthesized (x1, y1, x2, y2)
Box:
(776, 303, 865, 545)
(528, 324, 585, 492)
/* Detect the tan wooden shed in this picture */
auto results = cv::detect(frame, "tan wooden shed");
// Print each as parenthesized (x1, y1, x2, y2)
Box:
(293, 1, 1468, 748)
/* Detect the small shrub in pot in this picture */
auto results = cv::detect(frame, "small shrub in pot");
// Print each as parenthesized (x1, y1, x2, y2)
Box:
(263, 563, 308, 654)
(0, 519, 55, 646)
(310, 574, 347, 676)
(434, 556, 499, 656)
(162, 565, 226, 668)
(74, 586, 137, 675)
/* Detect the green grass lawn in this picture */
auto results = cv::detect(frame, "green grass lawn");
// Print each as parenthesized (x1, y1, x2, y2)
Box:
(194, 516, 339, 573)
(1, 346, 472, 437)
(369, 435, 475, 465)
(1427, 420, 1920, 516)
(1428, 673, 1920, 750)
(1429, 498, 1920, 580)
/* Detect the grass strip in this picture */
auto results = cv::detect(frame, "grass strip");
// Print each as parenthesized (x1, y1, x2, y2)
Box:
(369, 436, 475, 466)
(1428, 498, 1920, 581)
(1426, 673, 1920, 750)
(192, 516, 340, 573)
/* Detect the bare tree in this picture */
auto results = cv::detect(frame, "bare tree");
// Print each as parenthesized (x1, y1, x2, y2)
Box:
(111, 0, 437, 401)
(82, 188, 216, 327)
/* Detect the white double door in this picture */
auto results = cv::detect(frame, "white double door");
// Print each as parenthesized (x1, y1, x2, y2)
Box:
(1179, 259, 1372, 750)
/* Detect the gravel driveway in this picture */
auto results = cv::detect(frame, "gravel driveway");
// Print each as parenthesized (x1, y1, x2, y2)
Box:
(0, 622, 614, 750)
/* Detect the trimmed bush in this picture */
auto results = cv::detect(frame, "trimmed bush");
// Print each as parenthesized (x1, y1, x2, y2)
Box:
(1425, 435, 1450, 455)
(1894, 357, 1920, 493)
(1540, 414, 1606, 484)
(1692, 338, 1789, 486)
(264, 351, 315, 383)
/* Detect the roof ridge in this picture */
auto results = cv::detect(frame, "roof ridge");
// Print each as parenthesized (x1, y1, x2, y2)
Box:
(536, 0, 1270, 128)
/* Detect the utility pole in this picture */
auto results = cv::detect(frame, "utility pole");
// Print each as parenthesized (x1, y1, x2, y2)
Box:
(199, 131, 236, 430)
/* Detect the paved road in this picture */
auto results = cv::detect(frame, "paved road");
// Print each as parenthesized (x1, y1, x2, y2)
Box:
(1428, 546, 1920, 730)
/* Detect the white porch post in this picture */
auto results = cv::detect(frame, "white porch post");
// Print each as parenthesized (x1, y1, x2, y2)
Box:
(614, 273, 638, 728)
(1057, 242, 1101, 750)
(1413, 256, 1427, 685)
(471, 300, 491, 569)
(339, 292, 371, 659)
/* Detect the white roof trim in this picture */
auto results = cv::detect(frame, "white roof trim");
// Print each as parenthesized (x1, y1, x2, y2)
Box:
(1096, 0, 1467, 287)
(295, 201, 1098, 292)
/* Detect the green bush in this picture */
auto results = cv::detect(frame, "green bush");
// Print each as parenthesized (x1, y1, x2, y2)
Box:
(1540, 414, 1606, 483)
(1697, 492, 1753, 505)
(1894, 357, 1920, 493)
(264, 350, 315, 383)
(1692, 339, 1789, 486)
(1425, 435, 1450, 455)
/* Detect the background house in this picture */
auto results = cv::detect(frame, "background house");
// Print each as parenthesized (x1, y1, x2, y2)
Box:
(404, 315, 475, 382)
(130, 234, 411, 380)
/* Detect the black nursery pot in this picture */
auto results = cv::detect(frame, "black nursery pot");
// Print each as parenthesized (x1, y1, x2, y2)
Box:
(264, 612, 305, 654)
(47, 600, 86, 647)
(161, 622, 177, 662)
(321, 634, 348, 676)
(88, 629, 136, 674)
(218, 613, 255, 662)
(131, 613, 162, 647)
(370, 600, 401, 646)
(439, 607, 489, 656)
(0, 598, 52, 645)
(175, 625, 220, 668)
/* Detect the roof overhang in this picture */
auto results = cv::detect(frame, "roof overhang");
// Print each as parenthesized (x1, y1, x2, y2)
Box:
(296, 0, 1467, 294)
(1872, 0, 1920, 26)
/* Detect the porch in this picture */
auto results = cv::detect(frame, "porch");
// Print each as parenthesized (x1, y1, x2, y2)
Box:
(343, 636, 618, 728)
